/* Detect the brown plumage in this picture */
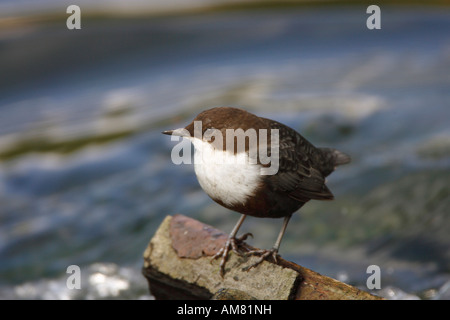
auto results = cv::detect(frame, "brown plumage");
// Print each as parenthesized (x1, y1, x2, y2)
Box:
(163, 107, 350, 276)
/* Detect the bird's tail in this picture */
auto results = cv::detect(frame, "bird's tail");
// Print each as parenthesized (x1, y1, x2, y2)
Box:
(319, 148, 351, 176)
(325, 148, 351, 166)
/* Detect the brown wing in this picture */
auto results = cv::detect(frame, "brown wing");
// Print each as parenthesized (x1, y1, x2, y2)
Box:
(263, 119, 334, 203)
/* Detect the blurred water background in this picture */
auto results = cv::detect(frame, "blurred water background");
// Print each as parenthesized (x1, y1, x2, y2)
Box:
(0, 0, 449, 300)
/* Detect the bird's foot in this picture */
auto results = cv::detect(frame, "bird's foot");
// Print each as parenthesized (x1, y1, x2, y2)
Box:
(211, 233, 253, 277)
(242, 248, 279, 272)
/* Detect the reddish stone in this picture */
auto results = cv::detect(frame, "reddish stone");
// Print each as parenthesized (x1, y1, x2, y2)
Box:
(169, 214, 228, 259)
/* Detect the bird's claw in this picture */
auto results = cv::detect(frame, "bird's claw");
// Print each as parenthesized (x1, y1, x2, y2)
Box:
(211, 233, 252, 277)
(242, 248, 279, 272)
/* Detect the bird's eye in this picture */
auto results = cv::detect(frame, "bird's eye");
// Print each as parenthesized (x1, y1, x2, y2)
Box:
(204, 128, 218, 142)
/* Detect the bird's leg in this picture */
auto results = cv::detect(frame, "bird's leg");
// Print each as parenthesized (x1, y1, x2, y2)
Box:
(212, 214, 250, 277)
(243, 214, 292, 272)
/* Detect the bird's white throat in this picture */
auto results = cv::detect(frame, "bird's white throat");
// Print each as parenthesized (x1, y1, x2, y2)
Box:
(191, 138, 262, 207)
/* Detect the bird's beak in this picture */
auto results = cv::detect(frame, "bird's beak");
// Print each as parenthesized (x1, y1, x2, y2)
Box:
(162, 128, 191, 137)
(162, 130, 174, 135)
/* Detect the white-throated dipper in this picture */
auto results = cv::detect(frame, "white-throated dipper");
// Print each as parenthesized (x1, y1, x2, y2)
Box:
(163, 107, 350, 276)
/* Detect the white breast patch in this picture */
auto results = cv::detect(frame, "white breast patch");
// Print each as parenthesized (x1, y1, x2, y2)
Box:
(191, 138, 262, 207)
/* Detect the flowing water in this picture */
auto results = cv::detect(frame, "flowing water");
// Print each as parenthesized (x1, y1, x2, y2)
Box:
(0, 3, 449, 299)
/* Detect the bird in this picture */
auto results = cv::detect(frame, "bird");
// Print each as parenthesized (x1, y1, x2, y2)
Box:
(162, 106, 350, 277)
